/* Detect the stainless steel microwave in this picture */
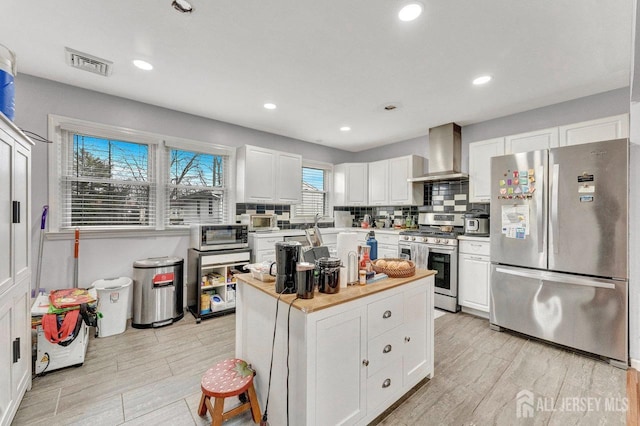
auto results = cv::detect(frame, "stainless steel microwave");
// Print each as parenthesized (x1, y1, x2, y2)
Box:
(190, 224, 249, 251)
(239, 213, 279, 232)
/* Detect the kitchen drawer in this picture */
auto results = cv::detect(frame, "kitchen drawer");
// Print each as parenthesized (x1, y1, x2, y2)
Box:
(252, 237, 283, 252)
(375, 233, 399, 246)
(367, 326, 403, 377)
(459, 240, 490, 256)
(368, 294, 403, 338)
(367, 358, 403, 412)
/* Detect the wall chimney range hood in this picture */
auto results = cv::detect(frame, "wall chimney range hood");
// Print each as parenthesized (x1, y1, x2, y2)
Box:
(408, 122, 469, 182)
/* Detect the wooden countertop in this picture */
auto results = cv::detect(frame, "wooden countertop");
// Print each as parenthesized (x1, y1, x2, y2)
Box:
(236, 269, 436, 313)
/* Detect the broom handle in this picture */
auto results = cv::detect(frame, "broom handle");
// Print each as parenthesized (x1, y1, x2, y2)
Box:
(73, 228, 79, 287)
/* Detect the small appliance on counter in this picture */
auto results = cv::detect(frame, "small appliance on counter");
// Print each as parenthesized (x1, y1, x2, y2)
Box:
(190, 223, 248, 251)
(463, 209, 490, 236)
(273, 241, 302, 293)
(240, 213, 279, 232)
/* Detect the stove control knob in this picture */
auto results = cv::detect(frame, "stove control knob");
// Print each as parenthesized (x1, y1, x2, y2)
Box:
(442, 239, 449, 245)
(411, 236, 417, 241)
(435, 238, 440, 244)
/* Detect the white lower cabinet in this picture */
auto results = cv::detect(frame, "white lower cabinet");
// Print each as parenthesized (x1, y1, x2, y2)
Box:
(0, 278, 30, 426)
(248, 234, 283, 263)
(458, 239, 490, 315)
(236, 274, 434, 426)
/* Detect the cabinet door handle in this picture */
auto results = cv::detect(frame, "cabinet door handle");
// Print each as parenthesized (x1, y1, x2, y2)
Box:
(383, 344, 392, 353)
(470, 256, 484, 261)
(12, 337, 20, 363)
(362, 359, 369, 367)
(382, 378, 391, 388)
(12, 201, 20, 224)
(382, 310, 392, 319)
(404, 336, 411, 343)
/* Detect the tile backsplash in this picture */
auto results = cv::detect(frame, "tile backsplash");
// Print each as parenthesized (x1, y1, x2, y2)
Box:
(422, 180, 469, 213)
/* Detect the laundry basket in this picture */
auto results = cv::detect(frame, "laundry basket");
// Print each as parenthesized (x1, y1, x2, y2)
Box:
(92, 277, 132, 337)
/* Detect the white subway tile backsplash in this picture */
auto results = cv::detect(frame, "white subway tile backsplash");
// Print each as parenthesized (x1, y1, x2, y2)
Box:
(444, 200, 455, 206)
(433, 195, 444, 201)
(433, 205, 445, 212)
(454, 194, 467, 200)
(454, 205, 467, 211)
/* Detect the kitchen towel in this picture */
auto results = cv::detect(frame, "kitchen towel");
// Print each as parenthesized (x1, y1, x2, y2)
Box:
(410, 243, 429, 269)
(337, 232, 359, 287)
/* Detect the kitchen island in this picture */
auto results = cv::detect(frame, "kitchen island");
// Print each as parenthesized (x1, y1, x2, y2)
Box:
(235, 270, 435, 426)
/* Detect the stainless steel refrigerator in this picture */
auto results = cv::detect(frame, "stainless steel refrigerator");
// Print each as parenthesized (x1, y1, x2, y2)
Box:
(490, 138, 628, 365)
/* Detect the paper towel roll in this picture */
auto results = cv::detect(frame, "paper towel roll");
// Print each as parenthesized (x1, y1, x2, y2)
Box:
(337, 232, 359, 287)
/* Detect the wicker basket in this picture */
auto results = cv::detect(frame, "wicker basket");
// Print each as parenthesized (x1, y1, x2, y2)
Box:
(372, 258, 416, 278)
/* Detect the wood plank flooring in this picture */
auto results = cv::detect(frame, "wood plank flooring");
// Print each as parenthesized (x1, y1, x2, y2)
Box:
(14, 311, 627, 425)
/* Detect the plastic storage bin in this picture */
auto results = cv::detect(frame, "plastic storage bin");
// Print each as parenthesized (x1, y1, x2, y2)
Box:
(132, 256, 184, 328)
(92, 277, 132, 337)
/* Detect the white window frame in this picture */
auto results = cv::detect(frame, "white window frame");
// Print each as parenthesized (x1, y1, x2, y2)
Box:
(47, 115, 235, 238)
(290, 159, 333, 224)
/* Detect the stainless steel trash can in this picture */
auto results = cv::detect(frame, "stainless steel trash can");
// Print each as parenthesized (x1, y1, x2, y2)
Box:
(132, 256, 184, 328)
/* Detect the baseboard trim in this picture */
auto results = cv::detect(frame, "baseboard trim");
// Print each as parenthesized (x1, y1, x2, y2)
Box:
(631, 358, 640, 370)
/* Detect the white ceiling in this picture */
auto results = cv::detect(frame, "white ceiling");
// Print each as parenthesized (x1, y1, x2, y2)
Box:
(1, 0, 633, 152)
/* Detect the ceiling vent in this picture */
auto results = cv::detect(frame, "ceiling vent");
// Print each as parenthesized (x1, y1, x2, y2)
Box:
(65, 47, 113, 77)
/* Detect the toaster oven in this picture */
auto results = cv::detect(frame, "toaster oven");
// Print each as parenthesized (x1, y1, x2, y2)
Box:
(190, 224, 248, 251)
(240, 213, 279, 232)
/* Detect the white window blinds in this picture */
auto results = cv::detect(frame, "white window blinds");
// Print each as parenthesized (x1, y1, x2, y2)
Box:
(59, 133, 155, 228)
(293, 167, 327, 217)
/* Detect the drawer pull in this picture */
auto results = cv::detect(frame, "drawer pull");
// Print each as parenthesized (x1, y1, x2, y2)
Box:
(382, 310, 392, 319)
(362, 359, 369, 367)
(382, 378, 391, 388)
(404, 336, 411, 342)
(383, 344, 392, 353)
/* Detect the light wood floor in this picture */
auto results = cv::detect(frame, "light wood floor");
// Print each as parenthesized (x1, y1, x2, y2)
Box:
(14, 311, 626, 425)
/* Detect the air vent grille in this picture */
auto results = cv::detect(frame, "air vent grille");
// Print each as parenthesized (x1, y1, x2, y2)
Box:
(65, 47, 113, 77)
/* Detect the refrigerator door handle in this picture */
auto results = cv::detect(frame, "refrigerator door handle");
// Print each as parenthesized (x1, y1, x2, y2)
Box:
(495, 267, 616, 289)
(536, 165, 544, 253)
(551, 163, 560, 254)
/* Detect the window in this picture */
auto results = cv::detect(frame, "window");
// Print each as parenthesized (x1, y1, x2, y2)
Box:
(165, 148, 228, 226)
(62, 135, 154, 228)
(49, 115, 233, 233)
(292, 166, 330, 219)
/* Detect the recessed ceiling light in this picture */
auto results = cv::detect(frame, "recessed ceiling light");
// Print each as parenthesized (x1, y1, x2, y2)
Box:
(264, 103, 277, 110)
(133, 60, 153, 71)
(172, 0, 193, 13)
(473, 75, 492, 85)
(340, 126, 351, 132)
(398, 2, 423, 22)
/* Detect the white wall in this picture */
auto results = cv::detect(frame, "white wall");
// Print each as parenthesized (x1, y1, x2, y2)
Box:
(14, 74, 355, 291)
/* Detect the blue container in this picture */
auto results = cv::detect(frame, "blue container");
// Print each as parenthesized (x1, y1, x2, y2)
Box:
(366, 231, 378, 261)
(0, 44, 16, 121)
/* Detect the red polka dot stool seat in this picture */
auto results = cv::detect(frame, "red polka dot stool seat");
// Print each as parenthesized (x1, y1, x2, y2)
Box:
(198, 358, 261, 426)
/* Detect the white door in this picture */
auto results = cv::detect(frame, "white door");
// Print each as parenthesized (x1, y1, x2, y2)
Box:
(0, 135, 12, 295)
(458, 254, 490, 312)
(276, 153, 302, 204)
(559, 114, 629, 146)
(347, 163, 368, 205)
(244, 146, 277, 202)
(505, 127, 558, 154)
(315, 307, 367, 425)
(469, 138, 505, 202)
(11, 281, 29, 401)
(0, 296, 13, 426)
(403, 285, 428, 385)
(368, 160, 389, 205)
(13, 143, 30, 282)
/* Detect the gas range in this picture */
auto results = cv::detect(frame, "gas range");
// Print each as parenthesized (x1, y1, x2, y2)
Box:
(399, 228, 463, 246)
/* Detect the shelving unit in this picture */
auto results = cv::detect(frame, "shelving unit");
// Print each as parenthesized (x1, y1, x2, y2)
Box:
(186, 248, 251, 323)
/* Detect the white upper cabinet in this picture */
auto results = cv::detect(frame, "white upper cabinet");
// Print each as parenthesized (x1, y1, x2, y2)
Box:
(505, 127, 558, 154)
(559, 114, 629, 146)
(368, 159, 389, 205)
(334, 163, 368, 206)
(389, 155, 424, 206)
(468, 138, 504, 203)
(236, 145, 302, 204)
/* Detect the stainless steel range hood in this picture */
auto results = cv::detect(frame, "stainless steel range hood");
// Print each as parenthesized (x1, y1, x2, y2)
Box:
(408, 123, 468, 182)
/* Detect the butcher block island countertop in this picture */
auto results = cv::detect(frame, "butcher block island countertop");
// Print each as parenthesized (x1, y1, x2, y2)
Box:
(235, 269, 436, 313)
(235, 270, 435, 426)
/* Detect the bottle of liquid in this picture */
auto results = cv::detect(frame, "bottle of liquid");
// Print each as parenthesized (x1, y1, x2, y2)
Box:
(366, 231, 378, 261)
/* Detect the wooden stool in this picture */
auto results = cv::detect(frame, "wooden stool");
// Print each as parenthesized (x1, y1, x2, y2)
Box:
(198, 358, 261, 426)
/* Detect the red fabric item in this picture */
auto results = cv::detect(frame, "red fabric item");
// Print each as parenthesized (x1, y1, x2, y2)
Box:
(42, 310, 80, 344)
(201, 358, 254, 398)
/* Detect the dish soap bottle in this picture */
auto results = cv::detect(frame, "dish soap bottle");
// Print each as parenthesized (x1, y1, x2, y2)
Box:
(366, 231, 378, 261)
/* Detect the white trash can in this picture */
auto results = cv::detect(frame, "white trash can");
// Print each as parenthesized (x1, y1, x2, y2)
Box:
(92, 277, 132, 337)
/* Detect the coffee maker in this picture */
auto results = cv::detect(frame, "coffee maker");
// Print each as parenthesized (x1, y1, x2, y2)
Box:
(274, 241, 301, 294)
